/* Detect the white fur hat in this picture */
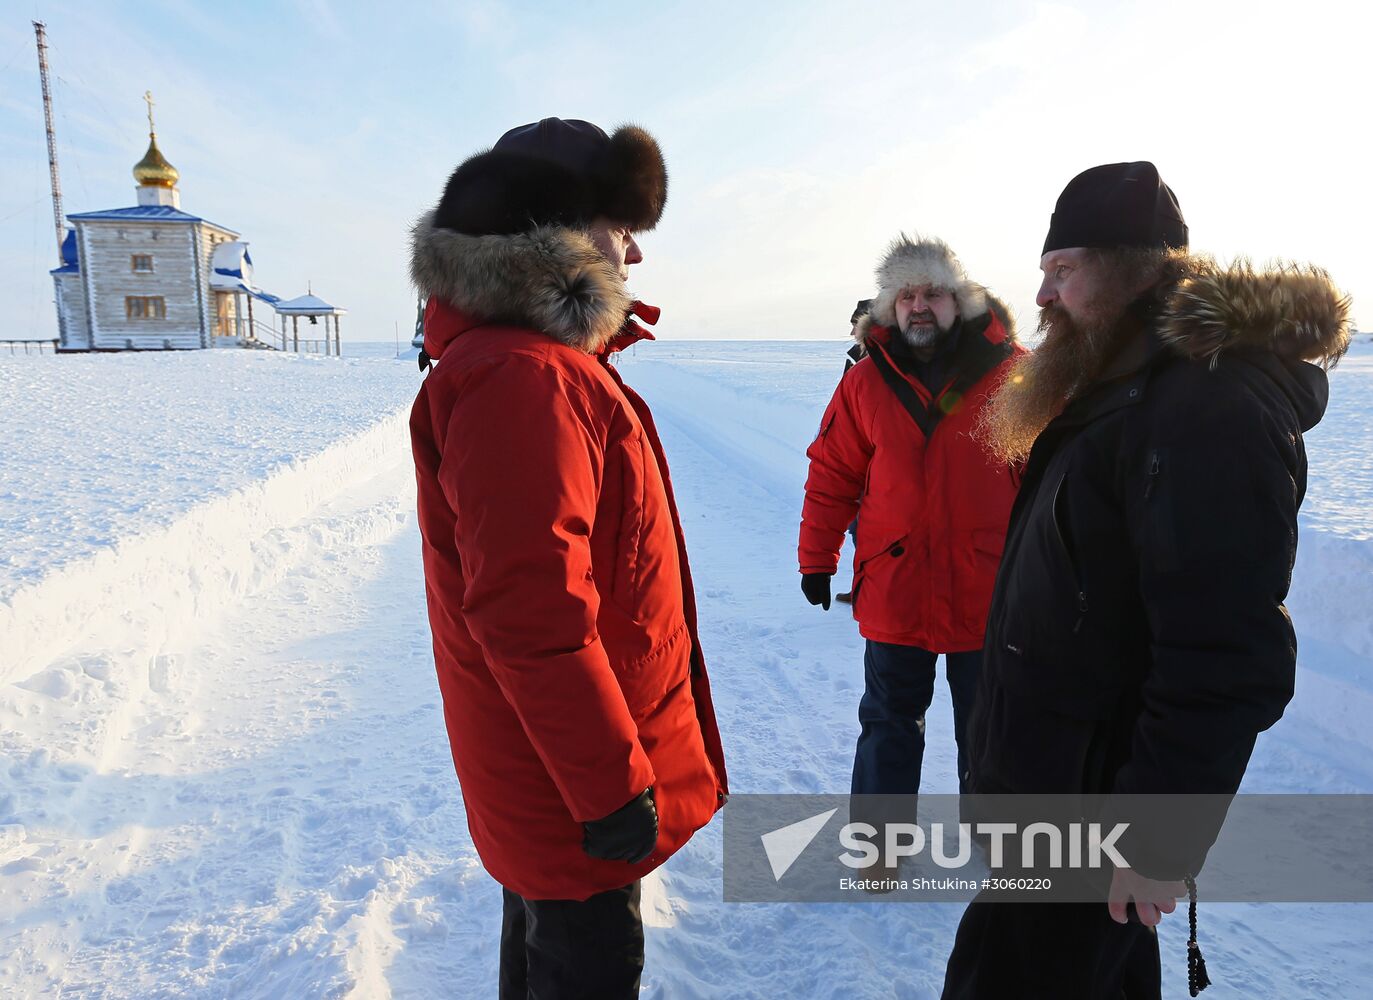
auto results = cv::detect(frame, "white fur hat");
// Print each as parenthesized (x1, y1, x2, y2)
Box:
(869, 234, 987, 327)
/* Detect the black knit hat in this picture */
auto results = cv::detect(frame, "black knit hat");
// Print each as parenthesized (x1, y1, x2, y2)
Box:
(851, 298, 873, 325)
(433, 118, 667, 237)
(1043, 161, 1187, 254)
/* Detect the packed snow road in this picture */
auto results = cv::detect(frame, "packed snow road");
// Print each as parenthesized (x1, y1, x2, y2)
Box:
(2, 342, 1371, 998)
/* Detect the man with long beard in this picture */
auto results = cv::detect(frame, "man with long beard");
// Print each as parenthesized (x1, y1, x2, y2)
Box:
(945, 162, 1350, 997)
(798, 237, 1023, 854)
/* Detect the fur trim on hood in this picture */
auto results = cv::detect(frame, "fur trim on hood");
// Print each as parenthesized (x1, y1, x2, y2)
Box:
(409, 210, 631, 354)
(869, 235, 989, 328)
(1159, 256, 1351, 370)
(855, 288, 1017, 348)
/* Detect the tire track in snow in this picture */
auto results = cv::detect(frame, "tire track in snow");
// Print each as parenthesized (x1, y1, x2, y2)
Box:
(623, 358, 964, 1000)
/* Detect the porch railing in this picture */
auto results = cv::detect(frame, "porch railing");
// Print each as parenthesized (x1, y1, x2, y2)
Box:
(1, 339, 60, 355)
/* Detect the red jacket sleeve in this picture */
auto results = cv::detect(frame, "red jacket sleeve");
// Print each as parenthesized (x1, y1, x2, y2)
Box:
(799, 370, 871, 574)
(436, 354, 654, 823)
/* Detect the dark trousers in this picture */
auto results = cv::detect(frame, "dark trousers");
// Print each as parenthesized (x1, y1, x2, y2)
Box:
(942, 895, 1161, 999)
(499, 882, 643, 1000)
(851, 641, 981, 797)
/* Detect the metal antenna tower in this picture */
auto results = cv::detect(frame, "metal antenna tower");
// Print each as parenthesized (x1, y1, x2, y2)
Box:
(33, 21, 65, 264)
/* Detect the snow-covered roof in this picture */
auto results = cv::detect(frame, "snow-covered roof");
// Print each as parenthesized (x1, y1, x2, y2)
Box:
(208, 241, 280, 303)
(274, 293, 347, 316)
(67, 205, 239, 235)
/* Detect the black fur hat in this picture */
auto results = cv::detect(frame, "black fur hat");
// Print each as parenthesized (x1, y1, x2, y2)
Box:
(433, 118, 668, 236)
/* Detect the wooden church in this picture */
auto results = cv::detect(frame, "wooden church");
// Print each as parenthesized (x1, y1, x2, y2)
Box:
(50, 97, 345, 353)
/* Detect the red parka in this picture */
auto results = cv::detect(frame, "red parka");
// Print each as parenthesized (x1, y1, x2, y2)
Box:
(409, 217, 727, 900)
(799, 303, 1024, 652)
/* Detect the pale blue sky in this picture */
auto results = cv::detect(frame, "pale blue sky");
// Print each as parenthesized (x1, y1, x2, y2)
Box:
(2, 0, 1367, 342)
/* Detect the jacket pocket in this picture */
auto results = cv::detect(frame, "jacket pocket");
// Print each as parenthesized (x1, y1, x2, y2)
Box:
(1143, 448, 1182, 574)
(615, 620, 691, 720)
(610, 434, 648, 613)
(996, 639, 1122, 723)
(971, 528, 1005, 560)
(997, 468, 1123, 718)
(851, 533, 908, 617)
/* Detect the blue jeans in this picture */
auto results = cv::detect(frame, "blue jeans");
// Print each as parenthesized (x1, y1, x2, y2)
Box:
(851, 641, 982, 797)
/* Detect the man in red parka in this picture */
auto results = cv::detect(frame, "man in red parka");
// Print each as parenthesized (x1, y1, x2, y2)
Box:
(799, 235, 1022, 832)
(409, 118, 728, 999)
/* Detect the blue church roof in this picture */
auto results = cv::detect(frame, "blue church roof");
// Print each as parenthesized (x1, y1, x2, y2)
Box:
(67, 205, 239, 234)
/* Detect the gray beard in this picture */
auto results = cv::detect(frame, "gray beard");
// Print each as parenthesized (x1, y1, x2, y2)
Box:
(899, 317, 949, 350)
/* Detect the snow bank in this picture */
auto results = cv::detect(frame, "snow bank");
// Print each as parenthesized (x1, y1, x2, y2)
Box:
(1288, 529, 1373, 664)
(0, 350, 417, 602)
(1300, 340, 1373, 541)
(0, 405, 412, 685)
(0, 348, 420, 679)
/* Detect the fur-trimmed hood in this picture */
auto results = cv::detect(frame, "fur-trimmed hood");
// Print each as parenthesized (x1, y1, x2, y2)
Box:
(854, 288, 1017, 349)
(868, 235, 989, 329)
(1159, 256, 1351, 370)
(410, 211, 631, 354)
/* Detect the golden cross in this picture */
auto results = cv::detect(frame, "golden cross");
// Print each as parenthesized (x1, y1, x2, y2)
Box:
(144, 90, 156, 134)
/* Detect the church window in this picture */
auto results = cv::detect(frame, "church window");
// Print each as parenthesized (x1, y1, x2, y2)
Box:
(126, 296, 166, 320)
(132, 254, 154, 272)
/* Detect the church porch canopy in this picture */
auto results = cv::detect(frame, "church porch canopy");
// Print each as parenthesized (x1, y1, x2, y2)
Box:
(273, 293, 347, 356)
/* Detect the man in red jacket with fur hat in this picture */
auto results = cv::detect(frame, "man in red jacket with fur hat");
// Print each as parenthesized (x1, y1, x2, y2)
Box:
(798, 236, 1022, 849)
(409, 118, 727, 999)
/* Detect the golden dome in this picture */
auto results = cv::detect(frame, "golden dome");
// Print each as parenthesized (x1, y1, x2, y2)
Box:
(133, 133, 179, 188)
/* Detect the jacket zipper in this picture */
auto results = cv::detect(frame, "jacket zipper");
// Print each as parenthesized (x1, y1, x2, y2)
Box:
(1050, 474, 1090, 632)
(1142, 448, 1182, 574)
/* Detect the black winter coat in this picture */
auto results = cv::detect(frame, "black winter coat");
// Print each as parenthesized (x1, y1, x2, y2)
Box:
(966, 259, 1348, 880)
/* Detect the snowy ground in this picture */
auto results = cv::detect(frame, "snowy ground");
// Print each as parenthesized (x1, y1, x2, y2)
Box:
(1, 339, 1370, 998)
(0, 348, 416, 603)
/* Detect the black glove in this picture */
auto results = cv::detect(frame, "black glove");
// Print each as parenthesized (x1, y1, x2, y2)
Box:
(801, 572, 832, 611)
(582, 787, 658, 864)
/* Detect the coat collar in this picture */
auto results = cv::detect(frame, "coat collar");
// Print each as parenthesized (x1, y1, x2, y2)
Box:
(421, 295, 659, 362)
(410, 210, 633, 358)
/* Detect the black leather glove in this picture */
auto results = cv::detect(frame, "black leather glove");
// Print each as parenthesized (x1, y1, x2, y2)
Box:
(801, 572, 832, 611)
(582, 787, 658, 864)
